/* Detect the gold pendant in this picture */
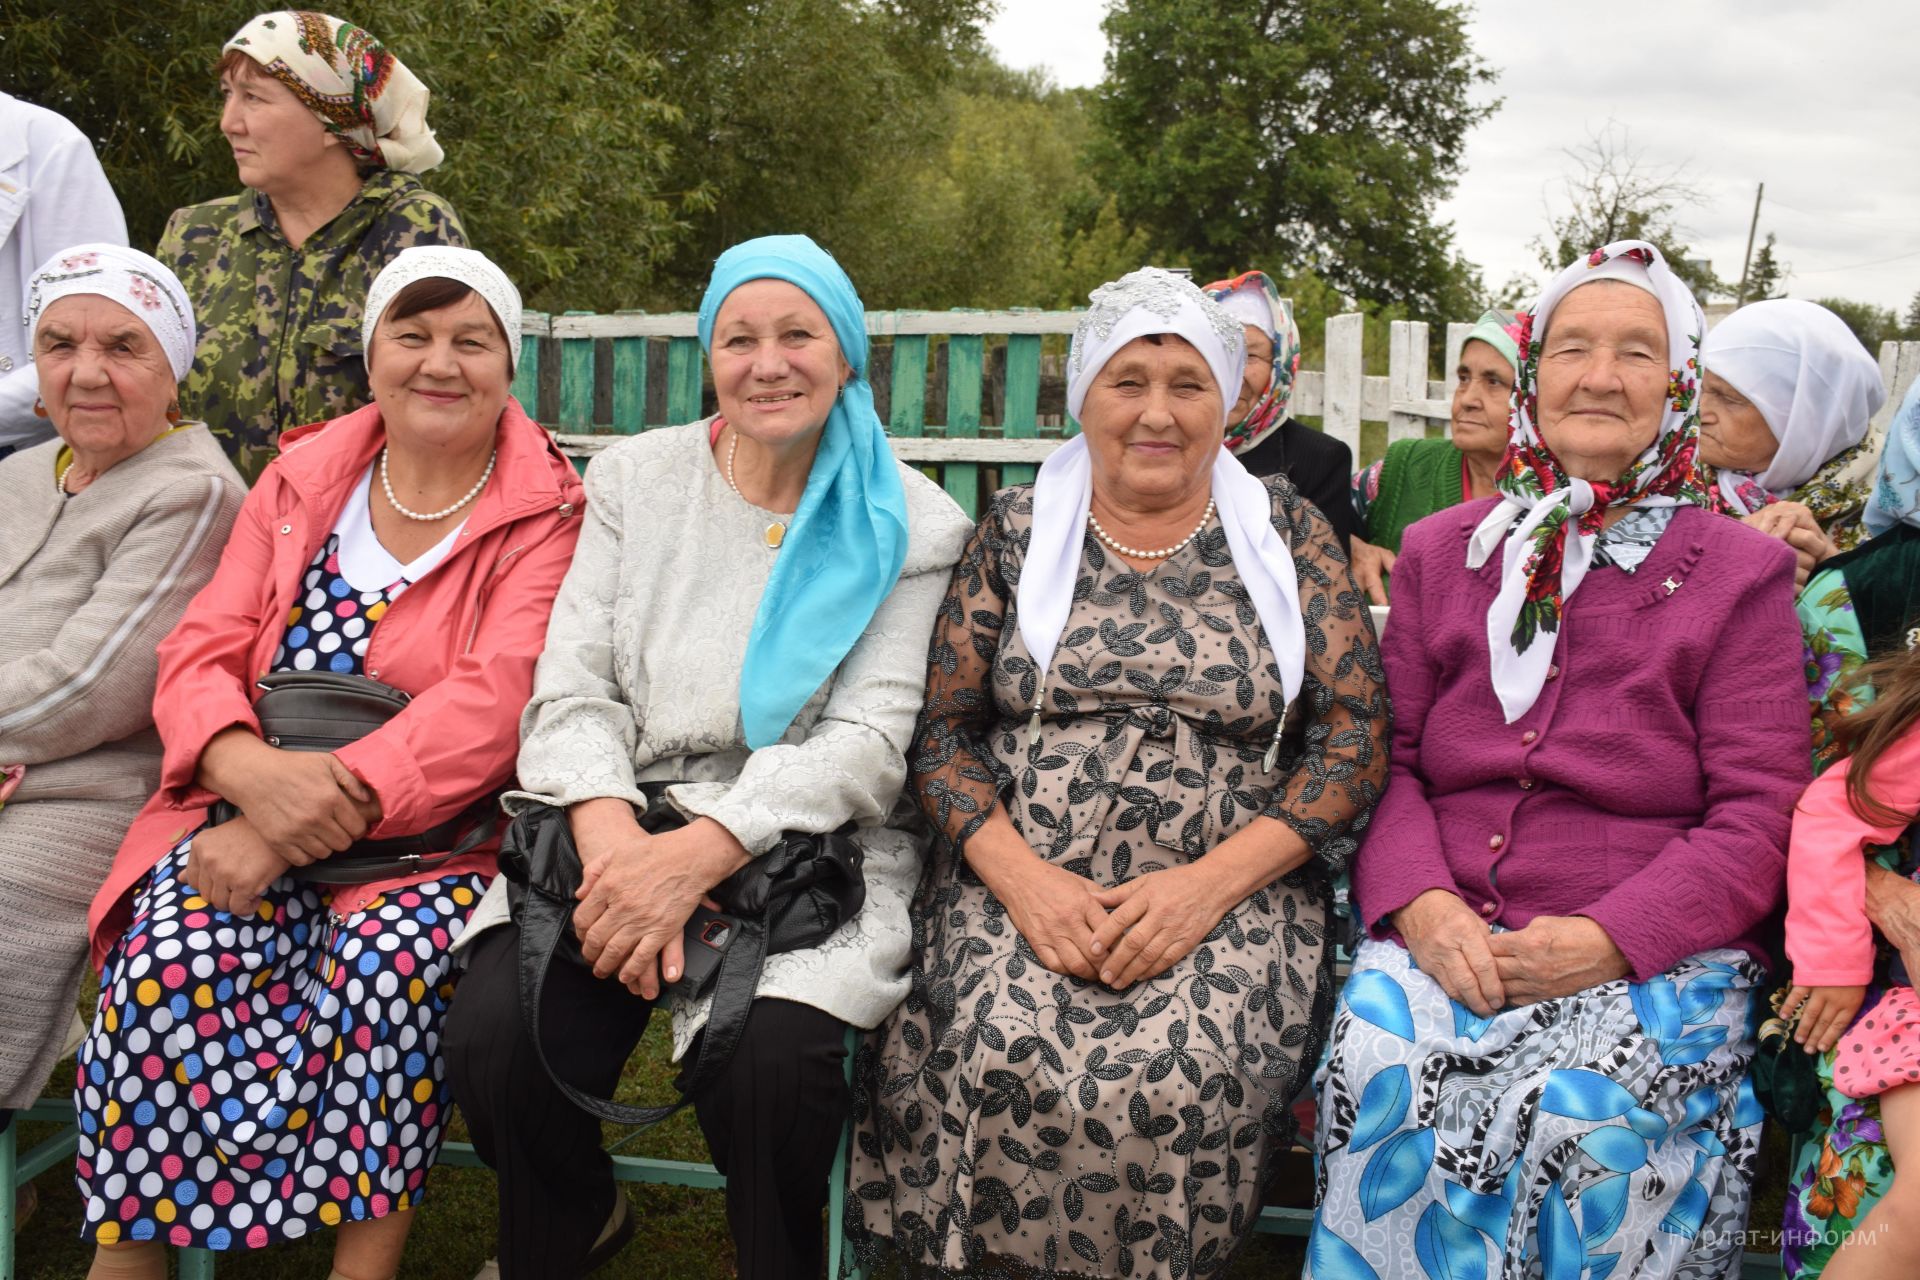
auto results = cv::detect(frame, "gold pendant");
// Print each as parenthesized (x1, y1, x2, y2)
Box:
(765, 521, 786, 549)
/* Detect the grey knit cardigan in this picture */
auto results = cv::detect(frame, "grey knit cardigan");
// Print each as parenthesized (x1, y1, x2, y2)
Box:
(0, 425, 244, 804)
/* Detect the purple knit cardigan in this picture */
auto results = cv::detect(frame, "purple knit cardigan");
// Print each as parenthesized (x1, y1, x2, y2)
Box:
(1355, 498, 1810, 981)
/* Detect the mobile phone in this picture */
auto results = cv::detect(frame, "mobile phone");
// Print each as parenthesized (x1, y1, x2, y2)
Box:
(675, 905, 741, 994)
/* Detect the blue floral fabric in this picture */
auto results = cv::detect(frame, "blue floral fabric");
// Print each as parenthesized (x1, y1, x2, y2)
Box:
(1309, 937, 1764, 1279)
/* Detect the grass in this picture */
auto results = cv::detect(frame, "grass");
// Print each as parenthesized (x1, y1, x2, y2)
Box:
(12, 1008, 1310, 1279)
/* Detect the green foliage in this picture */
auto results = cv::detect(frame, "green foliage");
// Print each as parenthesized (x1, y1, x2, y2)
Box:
(1815, 296, 1904, 351)
(0, 0, 700, 313)
(1904, 288, 1920, 336)
(1090, 0, 1495, 315)
(626, 0, 996, 308)
(1532, 124, 1723, 300)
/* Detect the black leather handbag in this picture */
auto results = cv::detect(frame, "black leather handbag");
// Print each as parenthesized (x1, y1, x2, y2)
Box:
(498, 782, 865, 1129)
(1750, 987, 1823, 1133)
(206, 670, 498, 884)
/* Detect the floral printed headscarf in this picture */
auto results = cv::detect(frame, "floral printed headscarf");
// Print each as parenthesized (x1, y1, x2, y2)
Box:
(1466, 241, 1711, 722)
(224, 11, 444, 173)
(1867, 375, 1920, 536)
(1203, 270, 1301, 454)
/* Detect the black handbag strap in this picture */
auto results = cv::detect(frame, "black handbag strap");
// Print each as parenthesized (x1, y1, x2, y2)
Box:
(514, 878, 772, 1130)
(293, 800, 500, 884)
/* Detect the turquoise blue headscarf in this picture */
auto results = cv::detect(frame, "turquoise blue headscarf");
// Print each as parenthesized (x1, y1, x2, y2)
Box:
(697, 235, 910, 748)
(1867, 376, 1920, 536)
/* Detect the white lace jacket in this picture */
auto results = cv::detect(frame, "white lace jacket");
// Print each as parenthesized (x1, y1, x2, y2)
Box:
(459, 420, 973, 1056)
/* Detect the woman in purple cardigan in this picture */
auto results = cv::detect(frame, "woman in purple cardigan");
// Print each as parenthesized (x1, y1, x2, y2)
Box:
(1307, 242, 1810, 1279)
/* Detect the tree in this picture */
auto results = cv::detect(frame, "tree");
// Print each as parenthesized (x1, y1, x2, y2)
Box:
(1815, 297, 1901, 353)
(625, 0, 996, 307)
(1743, 232, 1787, 301)
(1, 0, 702, 312)
(1904, 288, 1920, 338)
(1090, 0, 1495, 316)
(1532, 123, 1722, 300)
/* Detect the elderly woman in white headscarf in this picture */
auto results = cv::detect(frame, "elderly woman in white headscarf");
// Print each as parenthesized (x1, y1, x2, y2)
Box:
(0, 246, 243, 1126)
(850, 268, 1389, 1278)
(1702, 298, 1888, 583)
(76, 246, 581, 1280)
(160, 9, 466, 481)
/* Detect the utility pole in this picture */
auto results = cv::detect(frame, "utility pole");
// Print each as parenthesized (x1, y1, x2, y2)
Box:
(1736, 182, 1765, 306)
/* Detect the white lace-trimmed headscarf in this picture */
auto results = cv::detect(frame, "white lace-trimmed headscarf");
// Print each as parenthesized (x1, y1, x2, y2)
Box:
(1701, 298, 1886, 514)
(362, 246, 522, 373)
(224, 11, 444, 173)
(26, 244, 196, 381)
(1021, 267, 1307, 718)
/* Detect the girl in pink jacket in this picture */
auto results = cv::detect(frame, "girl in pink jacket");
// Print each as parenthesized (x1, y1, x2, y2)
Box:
(1783, 641, 1920, 1277)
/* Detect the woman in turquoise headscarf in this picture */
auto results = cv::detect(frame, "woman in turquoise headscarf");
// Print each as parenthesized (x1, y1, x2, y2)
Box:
(443, 235, 973, 1280)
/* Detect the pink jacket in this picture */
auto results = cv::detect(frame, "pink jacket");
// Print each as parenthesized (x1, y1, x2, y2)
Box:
(1785, 727, 1920, 986)
(88, 398, 583, 967)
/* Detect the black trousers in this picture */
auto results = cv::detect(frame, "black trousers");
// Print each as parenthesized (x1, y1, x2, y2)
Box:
(444, 923, 850, 1280)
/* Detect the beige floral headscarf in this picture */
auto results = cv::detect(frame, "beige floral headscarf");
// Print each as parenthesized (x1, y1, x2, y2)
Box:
(224, 11, 444, 173)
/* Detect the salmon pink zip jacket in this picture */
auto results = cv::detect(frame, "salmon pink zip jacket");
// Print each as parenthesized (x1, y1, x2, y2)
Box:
(88, 398, 583, 968)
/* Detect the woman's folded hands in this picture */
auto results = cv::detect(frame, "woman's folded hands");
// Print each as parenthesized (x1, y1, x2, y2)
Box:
(569, 797, 749, 999)
(198, 726, 382, 864)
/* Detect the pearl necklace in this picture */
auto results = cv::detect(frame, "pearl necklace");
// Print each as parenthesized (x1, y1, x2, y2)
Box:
(57, 459, 82, 495)
(1087, 499, 1215, 561)
(380, 447, 495, 522)
(724, 433, 790, 549)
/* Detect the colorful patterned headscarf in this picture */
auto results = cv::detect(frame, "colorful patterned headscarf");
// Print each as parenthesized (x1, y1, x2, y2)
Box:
(1203, 270, 1302, 454)
(1465, 241, 1710, 722)
(224, 11, 444, 174)
(1868, 376, 1920, 536)
(696, 235, 910, 749)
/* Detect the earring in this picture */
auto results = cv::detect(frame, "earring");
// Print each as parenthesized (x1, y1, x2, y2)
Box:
(32, 398, 48, 418)
(166, 401, 183, 425)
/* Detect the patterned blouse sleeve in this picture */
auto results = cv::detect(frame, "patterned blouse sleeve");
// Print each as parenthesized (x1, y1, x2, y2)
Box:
(908, 492, 1019, 850)
(1350, 459, 1385, 532)
(1260, 484, 1391, 874)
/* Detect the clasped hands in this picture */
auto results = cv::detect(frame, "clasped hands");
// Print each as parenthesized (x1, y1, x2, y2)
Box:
(566, 797, 750, 1000)
(977, 848, 1239, 991)
(1392, 888, 1631, 1017)
(1742, 500, 1837, 589)
(184, 727, 383, 915)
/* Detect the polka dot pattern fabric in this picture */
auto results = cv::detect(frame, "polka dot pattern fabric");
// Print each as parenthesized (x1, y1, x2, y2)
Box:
(73, 530, 482, 1250)
(271, 532, 406, 674)
(74, 849, 483, 1248)
(1833, 985, 1920, 1100)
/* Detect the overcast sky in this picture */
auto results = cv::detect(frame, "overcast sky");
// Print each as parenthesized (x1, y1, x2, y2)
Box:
(985, 0, 1920, 311)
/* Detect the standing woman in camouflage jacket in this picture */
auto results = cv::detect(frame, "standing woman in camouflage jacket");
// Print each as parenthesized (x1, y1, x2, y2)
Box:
(160, 10, 466, 482)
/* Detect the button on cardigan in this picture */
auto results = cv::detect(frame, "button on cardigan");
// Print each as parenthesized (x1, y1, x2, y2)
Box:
(1353, 498, 1810, 981)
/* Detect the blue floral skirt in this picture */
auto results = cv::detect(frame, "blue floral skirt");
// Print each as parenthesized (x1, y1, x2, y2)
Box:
(1309, 937, 1764, 1279)
(73, 837, 484, 1250)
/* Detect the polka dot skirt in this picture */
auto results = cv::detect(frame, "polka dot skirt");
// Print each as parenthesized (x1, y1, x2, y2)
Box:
(73, 533, 484, 1250)
(1834, 985, 1920, 1100)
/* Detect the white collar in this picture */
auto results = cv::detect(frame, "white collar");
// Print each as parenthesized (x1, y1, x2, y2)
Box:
(332, 463, 465, 591)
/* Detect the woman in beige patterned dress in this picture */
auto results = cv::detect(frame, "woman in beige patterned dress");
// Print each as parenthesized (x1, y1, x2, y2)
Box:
(850, 268, 1388, 1278)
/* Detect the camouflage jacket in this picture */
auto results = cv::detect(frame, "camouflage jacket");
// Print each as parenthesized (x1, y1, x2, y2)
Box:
(158, 170, 466, 482)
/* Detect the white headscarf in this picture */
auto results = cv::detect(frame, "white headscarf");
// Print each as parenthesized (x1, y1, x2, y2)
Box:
(361, 246, 523, 373)
(25, 244, 196, 381)
(1023, 268, 1306, 714)
(1702, 298, 1887, 513)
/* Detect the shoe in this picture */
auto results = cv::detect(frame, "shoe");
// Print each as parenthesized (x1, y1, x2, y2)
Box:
(470, 1262, 499, 1280)
(582, 1190, 634, 1274)
(14, 1182, 37, 1230)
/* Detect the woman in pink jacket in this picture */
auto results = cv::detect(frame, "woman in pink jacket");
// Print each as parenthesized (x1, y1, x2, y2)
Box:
(77, 247, 582, 1280)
